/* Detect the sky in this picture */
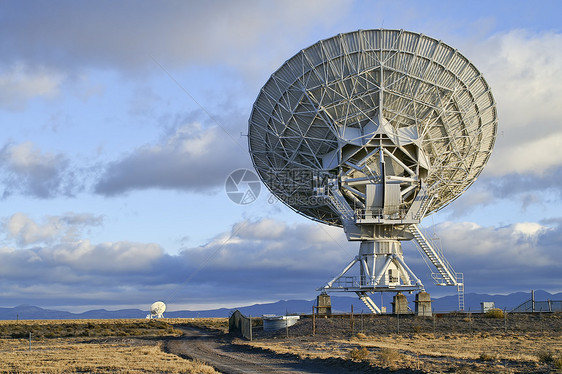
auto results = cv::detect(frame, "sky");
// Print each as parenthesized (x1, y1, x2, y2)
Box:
(0, 0, 561, 313)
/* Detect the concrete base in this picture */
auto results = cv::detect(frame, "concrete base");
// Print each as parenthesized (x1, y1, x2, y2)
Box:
(392, 292, 409, 314)
(414, 291, 432, 316)
(316, 293, 332, 315)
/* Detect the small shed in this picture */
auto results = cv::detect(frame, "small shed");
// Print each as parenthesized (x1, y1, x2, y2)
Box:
(262, 315, 300, 331)
(481, 301, 495, 313)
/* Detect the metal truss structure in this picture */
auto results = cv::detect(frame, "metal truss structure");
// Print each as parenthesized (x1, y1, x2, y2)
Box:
(248, 29, 497, 313)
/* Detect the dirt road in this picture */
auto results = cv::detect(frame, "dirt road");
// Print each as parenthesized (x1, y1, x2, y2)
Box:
(164, 326, 401, 374)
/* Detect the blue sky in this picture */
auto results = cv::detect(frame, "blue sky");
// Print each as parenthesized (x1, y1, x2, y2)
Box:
(0, 0, 561, 312)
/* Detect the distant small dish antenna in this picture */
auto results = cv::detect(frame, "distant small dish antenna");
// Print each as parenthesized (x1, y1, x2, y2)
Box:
(147, 301, 166, 319)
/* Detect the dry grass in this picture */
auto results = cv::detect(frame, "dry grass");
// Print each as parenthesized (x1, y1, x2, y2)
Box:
(0, 338, 217, 373)
(244, 328, 562, 373)
(2, 315, 560, 373)
(485, 308, 505, 318)
(555, 356, 562, 370)
(348, 346, 369, 361)
(479, 352, 497, 361)
(536, 349, 555, 363)
(245, 312, 562, 372)
(0, 319, 218, 373)
(378, 347, 401, 367)
(0, 319, 182, 339)
(166, 317, 229, 333)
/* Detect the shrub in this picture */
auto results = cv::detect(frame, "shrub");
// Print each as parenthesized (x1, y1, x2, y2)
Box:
(485, 308, 504, 318)
(479, 352, 496, 361)
(537, 349, 554, 363)
(10, 332, 28, 339)
(453, 366, 473, 374)
(349, 347, 369, 361)
(554, 356, 562, 370)
(379, 347, 400, 366)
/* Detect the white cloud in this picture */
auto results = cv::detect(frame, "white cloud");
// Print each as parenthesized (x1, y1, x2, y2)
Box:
(433, 220, 556, 270)
(0, 2, 351, 111)
(0, 1, 351, 77)
(0, 218, 346, 308)
(0, 142, 82, 198)
(469, 30, 562, 176)
(233, 219, 287, 240)
(0, 241, 163, 280)
(3, 141, 64, 171)
(49, 240, 163, 273)
(484, 31, 562, 128)
(399, 219, 562, 295)
(511, 222, 547, 238)
(94, 122, 249, 195)
(3, 212, 103, 246)
(489, 132, 562, 177)
(0, 212, 162, 277)
(0, 2, 560, 310)
(0, 64, 63, 110)
(184, 218, 349, 271)
(0, 216, 560, 309)
(5, 213, 61, 246)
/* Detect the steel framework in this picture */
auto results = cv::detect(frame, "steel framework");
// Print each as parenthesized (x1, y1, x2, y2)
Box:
(248, 29, 497, 312)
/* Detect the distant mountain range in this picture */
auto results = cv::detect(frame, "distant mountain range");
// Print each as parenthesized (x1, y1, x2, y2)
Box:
(1, 290, 560, 320)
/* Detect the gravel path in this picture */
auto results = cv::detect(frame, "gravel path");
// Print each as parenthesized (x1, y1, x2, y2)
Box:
(164, 326, 406, 374)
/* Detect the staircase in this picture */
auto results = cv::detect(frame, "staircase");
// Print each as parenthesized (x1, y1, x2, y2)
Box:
(409, 225, 457, 286)
(409, 224, 465, 311)
(356, 292, 381, 314)
(328, 187, 356, 222)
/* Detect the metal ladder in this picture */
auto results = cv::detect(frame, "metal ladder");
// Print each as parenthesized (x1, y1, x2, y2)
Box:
(457, 274, 465, 311)
(356, 292, 381, 314)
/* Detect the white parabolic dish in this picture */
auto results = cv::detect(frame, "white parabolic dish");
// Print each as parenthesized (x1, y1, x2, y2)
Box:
(150, 301, 166, 318)
(248, 29, 497, 226)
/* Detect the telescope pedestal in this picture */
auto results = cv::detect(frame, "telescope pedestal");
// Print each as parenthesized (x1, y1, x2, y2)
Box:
(319, 239, 425, 314)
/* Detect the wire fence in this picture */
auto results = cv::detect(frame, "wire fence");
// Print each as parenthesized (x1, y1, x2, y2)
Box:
(511, 300, 562, 313)
(246, 311, 562, 340)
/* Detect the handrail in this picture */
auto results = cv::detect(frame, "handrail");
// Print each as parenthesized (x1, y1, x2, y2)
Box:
(409, 224, 458, 286)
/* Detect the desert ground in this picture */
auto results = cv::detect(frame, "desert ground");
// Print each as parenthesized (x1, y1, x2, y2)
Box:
(242, 311, 562, 373)
(0, 319, 217, 373)
(0, 312, 560, 373)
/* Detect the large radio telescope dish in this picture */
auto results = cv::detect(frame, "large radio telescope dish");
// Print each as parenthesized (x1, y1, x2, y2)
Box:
(149, 301, 166, 319)
(249, 29, 497, 226)
(248, 29, 498, 313)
